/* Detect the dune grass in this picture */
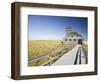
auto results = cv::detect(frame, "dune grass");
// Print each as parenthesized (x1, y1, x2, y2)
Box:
(82, 40, 88, 64)
(28, 40, 76, 66)
(28, 40, 62, 61)
(82, 40, 88, 47)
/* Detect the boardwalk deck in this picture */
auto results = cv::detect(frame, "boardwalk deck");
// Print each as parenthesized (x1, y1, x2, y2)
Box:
(52, 45, 86, 65)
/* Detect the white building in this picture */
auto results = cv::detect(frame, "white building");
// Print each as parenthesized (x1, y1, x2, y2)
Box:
(63, 27, 82, 46)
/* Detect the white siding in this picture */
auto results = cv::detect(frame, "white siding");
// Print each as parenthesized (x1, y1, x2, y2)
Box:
(63, 35, 82, 46)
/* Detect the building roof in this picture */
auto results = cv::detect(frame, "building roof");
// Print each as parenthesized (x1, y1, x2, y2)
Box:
(70, 32, 82, 37)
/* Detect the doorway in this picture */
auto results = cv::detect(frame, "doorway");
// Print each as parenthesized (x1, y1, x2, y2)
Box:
(78, 39, 82, 44)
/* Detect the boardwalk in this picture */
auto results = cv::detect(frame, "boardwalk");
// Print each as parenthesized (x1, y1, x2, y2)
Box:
(52, 45, 86, 65)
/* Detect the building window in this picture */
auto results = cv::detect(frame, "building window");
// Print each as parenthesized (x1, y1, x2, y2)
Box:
(69, 39, 71, 41)
(65, 39, 67, 41)
(74, 39, 76, 41)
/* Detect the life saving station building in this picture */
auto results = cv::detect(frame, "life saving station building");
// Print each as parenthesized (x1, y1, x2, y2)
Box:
(63, 27, 83, 46)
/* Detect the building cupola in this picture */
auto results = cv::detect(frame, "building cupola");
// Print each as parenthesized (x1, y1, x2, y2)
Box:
(66, 26, 71, 36)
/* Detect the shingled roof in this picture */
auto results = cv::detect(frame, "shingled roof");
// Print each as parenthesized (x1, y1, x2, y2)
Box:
(70, 32, 82, 37)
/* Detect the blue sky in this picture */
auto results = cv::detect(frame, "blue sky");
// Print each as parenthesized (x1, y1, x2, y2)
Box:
(28, 15, 87, 40)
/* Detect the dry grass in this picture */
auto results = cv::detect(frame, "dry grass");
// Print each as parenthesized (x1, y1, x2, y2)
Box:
(82, 40, 88, 47)
(82, 40, 88, 64)
(28, 40, 76, 66)
(28, 40, 62, 60)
